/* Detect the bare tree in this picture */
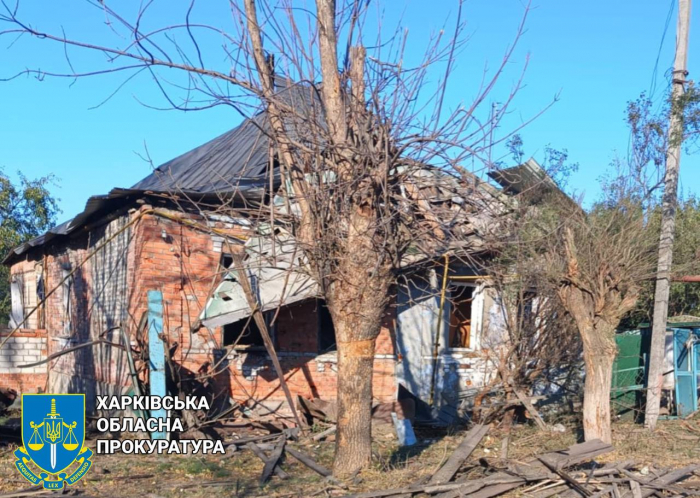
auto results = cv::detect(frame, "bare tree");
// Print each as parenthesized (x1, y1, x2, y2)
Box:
(540, 194, 656, 443)
(0, 0, 545, 475)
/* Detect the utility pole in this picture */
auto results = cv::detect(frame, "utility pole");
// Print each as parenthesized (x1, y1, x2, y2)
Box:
(645, 0, 692, 430)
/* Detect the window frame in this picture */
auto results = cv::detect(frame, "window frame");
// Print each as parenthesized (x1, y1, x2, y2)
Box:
(445, 281, 484, 353)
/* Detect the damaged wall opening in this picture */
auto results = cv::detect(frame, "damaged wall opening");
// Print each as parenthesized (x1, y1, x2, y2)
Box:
(219, 253, 234, 271)
(448, 284, 473, 349)
(224, 313, 275, 350)
(318, 300, 337, 353)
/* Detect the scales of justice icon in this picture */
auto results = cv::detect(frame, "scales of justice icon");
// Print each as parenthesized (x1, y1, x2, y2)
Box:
(26, 399, 78, 470)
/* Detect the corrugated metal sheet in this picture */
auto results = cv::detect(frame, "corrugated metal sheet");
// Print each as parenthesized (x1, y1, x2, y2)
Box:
(133, 80, 320, 193)
(133, 113, 272, 193)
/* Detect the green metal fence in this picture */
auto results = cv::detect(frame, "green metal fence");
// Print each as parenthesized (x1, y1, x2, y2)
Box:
(611, 330, 647, 419)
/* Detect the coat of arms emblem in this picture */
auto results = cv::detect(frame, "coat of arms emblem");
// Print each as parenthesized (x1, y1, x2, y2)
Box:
(15, 394, 93, 489)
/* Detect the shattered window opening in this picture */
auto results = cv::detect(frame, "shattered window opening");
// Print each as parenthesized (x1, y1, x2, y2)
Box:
(448, 283, 474, 349)
(220, 253, 234, 271)
(318, 299, 337, 353)
(223, 312, 276, 351)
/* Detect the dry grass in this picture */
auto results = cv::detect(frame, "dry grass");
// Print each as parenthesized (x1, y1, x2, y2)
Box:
(0, 419, 698, 497)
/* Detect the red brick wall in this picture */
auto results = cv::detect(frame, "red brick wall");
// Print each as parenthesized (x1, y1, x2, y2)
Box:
(6, 204, 400, 412)
(222, 298, 398, 406)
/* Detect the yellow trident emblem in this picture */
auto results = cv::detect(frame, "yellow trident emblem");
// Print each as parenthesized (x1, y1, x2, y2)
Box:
(27, 398, 78, 469)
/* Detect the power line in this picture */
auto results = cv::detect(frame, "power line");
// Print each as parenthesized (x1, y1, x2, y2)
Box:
(650, 0, 677, 100)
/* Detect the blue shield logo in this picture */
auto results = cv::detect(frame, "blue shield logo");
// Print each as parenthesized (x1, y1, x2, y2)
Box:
(16, 394, 92, 489)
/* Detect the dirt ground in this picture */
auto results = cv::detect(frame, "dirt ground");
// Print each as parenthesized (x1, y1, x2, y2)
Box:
(1, 418, 699, 497)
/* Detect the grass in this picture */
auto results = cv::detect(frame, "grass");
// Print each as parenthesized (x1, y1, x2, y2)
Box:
(0, 418, 698, 497)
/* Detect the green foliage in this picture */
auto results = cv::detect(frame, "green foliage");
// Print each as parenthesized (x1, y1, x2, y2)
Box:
(620, 196, 700, 329)
(620, 88, 700, 204)
(608, 90, 700, 329)
(0, 169, 60, 324)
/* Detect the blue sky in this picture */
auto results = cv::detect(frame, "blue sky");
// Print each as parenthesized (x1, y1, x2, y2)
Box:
(1, 0, 698, 223)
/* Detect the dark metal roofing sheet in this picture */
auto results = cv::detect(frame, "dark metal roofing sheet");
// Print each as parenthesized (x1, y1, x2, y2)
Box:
(132, 80, 320, 193)
(133, 113, 272, 193)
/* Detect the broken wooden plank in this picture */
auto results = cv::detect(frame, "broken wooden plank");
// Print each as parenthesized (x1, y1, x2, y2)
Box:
(589, 486, 616, 498)
(309, 425, 337, 442)
(540, 439, 614, 470)
(467, 482, 526, 498)
(259, 435, 287, 485)
(629, 480, 642, 498)
(429, 424, 490, 484)
(589, 460, 636, 478)
(286, 447, 332, 477)
(537, 456, 592, 497)
(0, 487, 46, 498)
(234, 256, 306, 433)
(612, 483, 621, 498)
(340, 476, 528, 498)
(619, 465, 700, 498)
(531, 484, 574, 498)
(433, 439, 614, 498)
(513, 388, 548, 430)
(246, 442, 290, 480)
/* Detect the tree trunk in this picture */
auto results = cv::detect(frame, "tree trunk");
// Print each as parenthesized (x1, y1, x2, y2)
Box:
(333, 335, 376, 475)
(326, 208, 391, 476)
(580, 325, 616, 444)
(330, 292, 386, 476)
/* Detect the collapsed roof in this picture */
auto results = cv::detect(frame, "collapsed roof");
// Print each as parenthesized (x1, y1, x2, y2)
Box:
(198, 163, 551, 329)
(4, 73, 556, 268)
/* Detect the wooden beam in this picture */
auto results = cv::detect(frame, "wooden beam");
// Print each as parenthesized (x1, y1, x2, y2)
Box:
(233, 255, 306, 434)
(429, 424, 490, 484)
(245, 442, 289, 480)
(285, 447, 332, 477)
(259, 436, 287, 485)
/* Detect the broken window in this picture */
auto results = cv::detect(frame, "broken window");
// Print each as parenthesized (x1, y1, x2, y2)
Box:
(9, 274, 24, 328)
(62, 266, 73, 334)
(448, 284, 474, 348)
(223, 313, 275, 351)
(220, 253, 234, 271)
(317, 300, 337, 353)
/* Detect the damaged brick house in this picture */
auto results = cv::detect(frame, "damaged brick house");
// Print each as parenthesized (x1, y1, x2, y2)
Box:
(0, 88, 548, 421)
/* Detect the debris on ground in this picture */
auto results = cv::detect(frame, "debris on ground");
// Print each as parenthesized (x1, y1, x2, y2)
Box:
(1, 412, 700, 497)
